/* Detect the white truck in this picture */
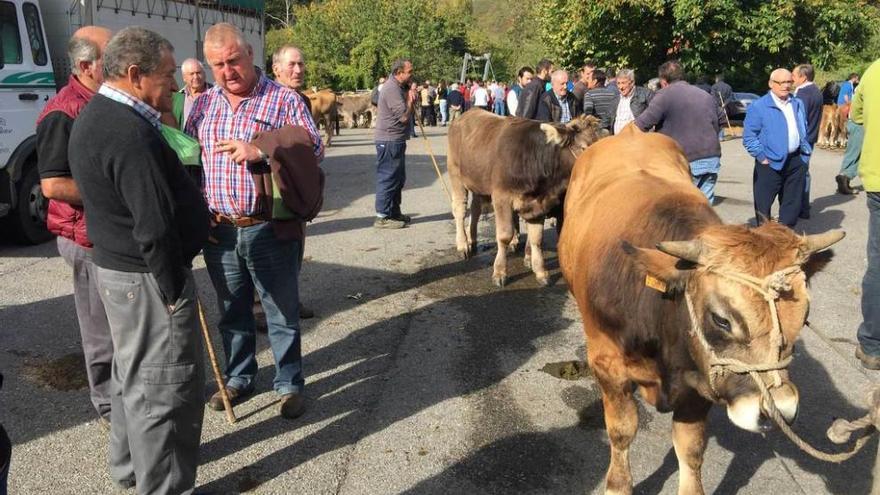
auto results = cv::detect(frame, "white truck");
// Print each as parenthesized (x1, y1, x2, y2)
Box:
(0, 0, 264, 243)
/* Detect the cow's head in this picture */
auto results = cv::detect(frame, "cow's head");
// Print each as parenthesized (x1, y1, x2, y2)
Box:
(627, 222, 844, 432)
(539, 115, 608, 166)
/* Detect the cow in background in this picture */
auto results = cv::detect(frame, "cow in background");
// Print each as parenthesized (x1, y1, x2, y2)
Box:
(305, 88, 339, 146)
(338, 92, 375, 129)
(559, 125, 844, 494)
(447, 112, 605, 286)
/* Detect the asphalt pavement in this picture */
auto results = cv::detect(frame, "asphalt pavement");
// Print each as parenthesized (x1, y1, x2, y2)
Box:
(0, 125, 876, 494)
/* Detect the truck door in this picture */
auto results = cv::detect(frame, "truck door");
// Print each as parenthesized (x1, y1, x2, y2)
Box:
(0, 0, 52, 169)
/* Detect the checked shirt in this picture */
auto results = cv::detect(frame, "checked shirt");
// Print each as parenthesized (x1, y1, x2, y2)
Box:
(186, 73, 324, 217)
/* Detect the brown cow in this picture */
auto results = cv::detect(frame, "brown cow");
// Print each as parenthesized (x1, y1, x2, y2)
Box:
(304, 88, 339, 146)
(337, 92, 374, 128)
(817, 104, 839, 148)
(448, 111, 605, 286)
(559, 126, 844, 494)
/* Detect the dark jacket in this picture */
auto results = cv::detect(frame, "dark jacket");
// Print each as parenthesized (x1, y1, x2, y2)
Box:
(582, 86, 618, 131)
(710, 81, 734, 106)
(516, 76, 548, 119)
(635, 81, 725, 162)
(535, 91, 582, 123)
(609, 86, 653, 132)
(447, 89, 464, 108)
(795, 83, 823, 146)
(251, 126, 325, 242)
(69, 95, 210, 305)
(36, 75, 95, 248)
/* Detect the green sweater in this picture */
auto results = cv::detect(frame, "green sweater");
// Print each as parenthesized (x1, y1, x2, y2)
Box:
(853, 58, 880, 191)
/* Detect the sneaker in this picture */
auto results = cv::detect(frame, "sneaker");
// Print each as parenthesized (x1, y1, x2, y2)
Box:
(391, 213, 412, 224)
(208, 386, 253, 411)
(836, 174, 855, 195)
(279, 393, 307, 419)
(856, 345, 880, 370)
(373, 217, 406, 229)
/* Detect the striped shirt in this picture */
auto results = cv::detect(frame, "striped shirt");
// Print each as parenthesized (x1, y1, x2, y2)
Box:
(185, 72, 324, 217)
(98, 84, 161, 129)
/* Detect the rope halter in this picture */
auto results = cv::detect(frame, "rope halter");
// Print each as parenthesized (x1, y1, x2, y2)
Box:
(684, 265, 804, 399)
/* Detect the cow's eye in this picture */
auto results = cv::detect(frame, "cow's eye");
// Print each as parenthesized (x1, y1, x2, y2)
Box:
(711, 312, 731, 332)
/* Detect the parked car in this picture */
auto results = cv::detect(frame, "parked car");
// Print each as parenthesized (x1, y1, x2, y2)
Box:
(725, 92, 761, 124)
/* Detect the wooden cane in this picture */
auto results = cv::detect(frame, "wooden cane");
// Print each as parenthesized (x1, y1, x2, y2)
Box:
(718, 92, 734, 132)
(197, 298, 236, 425)
(414, 107, 453, 205)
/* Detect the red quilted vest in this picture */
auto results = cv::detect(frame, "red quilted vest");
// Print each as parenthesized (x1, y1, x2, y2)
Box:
(36, 76, 95, 247)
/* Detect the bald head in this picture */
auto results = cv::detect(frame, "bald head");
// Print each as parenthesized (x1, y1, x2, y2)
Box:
(551, 69, 569, 97)
(769, 68, 794, 100)
(68, 26, 111, 90)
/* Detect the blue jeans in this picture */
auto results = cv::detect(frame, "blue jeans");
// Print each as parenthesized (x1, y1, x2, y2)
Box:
(439, 100, 448, 124)
(840, 120, 864, 179)
(493, 99, 505, 116)
(858, 193, 880, 356)
(203, 222, 303, 395)
(689, 156, 721, 205)
(375, 140, 407, 218)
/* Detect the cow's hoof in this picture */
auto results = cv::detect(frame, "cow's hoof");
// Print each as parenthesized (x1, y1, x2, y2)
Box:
(493, 275, 507, 287)
(523, 255, 532, 269)
(535, 274, 549, 286)
(457, 248, 470, 260)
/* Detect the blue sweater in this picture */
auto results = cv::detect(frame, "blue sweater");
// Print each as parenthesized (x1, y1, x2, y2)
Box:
(742, 92, 811, 170)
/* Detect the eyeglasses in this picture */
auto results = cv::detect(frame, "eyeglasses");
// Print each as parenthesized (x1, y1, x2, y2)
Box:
(772, 80, 794, 85)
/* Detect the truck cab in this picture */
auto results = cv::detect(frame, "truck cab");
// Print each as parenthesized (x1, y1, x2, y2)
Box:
(0, 0, 53, 243)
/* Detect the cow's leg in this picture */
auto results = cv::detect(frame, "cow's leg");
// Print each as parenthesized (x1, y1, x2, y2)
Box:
(525, 219, 548, 286)
(509, 211, 520, 253)
(450, 179, 471, 258)
(596, 377, 638, 495)
(467, 195, 483, 254)
(492, 199, 514, 287)
(672, 398, 711, 495)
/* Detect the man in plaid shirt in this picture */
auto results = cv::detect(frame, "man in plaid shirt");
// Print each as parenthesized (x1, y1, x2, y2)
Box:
(186, 23, 323, 419)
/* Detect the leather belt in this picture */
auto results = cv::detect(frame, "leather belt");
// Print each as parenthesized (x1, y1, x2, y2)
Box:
(213, 213, 266, 228)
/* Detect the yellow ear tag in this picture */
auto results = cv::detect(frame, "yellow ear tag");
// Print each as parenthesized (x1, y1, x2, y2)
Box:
(645, 274, 668, 293)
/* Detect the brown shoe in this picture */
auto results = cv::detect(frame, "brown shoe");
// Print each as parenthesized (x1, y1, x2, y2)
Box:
(208, 386, 252, 411)
(856, 345, 880, 370)
(279, 393, 307, 419)
(299, 302, 315, 319)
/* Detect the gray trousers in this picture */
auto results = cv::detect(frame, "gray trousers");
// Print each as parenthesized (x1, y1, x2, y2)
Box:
(56, 236, 113, 419)
(96, 267, 205, 494)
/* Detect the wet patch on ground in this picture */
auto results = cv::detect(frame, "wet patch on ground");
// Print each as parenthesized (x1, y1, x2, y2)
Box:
(21, 352, 88, 391)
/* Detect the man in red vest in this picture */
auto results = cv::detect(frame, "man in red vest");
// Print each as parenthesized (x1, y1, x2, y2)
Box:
(36, 25, 113, 426)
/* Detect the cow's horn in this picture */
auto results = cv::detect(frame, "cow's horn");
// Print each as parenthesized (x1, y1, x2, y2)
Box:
(801, 230, 846, 254)
(656, 240, 702, 264)
(540, 123, 564, 145)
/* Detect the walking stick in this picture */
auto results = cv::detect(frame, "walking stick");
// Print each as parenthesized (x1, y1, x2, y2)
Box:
(718, 92, 734, 132)
(414, 107, 452, 205)
(197, 298, 236, 425)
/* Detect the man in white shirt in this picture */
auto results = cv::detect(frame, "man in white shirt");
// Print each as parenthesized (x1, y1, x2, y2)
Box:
(472, 80, 490, 110)
(506, 67, 533, 117)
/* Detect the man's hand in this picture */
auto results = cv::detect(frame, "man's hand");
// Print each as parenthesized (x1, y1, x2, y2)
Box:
(216, 140, 264, 165)
(761, 159, 770, 165)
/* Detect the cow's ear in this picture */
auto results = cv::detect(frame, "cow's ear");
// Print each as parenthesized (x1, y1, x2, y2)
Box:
(622, 241, 694, 291)
(540, 123, 564, 145)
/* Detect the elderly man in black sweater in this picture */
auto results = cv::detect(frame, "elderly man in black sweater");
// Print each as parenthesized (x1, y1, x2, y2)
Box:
(69, 27, 209, 494)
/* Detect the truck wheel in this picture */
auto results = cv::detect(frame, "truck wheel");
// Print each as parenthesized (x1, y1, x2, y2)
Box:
(8, 164, 51, 244)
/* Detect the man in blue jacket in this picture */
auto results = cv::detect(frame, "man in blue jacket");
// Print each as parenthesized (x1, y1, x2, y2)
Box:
(743, 68, 812, 228)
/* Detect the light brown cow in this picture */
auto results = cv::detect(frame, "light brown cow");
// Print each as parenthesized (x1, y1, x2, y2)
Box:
(558, 125, 844, 495)
(447, 111, 605, 286)
(304, 88, 339, 146)
(817, 104, 839, 148)
(337, 92, 374, 128)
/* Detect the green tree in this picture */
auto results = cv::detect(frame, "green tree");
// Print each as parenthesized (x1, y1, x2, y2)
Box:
(537, 0, 877, 90)
(266, 0, 472, 90)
